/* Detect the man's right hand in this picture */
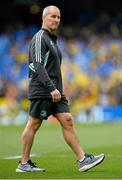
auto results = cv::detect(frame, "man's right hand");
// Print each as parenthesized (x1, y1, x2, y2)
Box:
(50, 89, 61, 103)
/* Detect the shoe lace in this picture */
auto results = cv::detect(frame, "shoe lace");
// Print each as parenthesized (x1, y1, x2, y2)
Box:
(85, 153, 94, 159)
(77, 153, 95, 165)
(28, 160, 37, 167)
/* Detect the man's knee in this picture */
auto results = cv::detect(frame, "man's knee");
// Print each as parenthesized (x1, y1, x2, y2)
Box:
(30, 116, 42, 131)
(22, 117, 41, 140)
(62, 113, 74, 129)
(26, 116, 42, 131)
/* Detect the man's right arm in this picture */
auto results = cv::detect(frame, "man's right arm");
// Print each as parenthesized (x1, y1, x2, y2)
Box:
(34, 62, 56, 92)
(31, 32, 61, 101)
(34, 62, 61, 102)
(33, 32, 56, 93)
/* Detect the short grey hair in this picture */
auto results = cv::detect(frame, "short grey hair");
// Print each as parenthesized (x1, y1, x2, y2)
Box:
(42, 5, 60, 17)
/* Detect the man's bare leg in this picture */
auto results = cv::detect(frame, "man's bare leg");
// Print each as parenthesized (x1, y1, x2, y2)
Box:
(55, 112, 105, 172)
(55, 112, 84, 159)
(21, 116, 42, 163)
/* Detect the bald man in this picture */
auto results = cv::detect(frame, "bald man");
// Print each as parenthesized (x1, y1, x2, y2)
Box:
(16, 5, 105, 172)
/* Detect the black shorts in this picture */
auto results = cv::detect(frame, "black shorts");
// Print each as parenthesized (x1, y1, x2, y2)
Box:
(29, 96, 70, 120)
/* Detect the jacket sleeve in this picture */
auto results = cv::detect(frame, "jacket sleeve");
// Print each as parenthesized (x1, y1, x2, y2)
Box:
(33, 33, 56, 92)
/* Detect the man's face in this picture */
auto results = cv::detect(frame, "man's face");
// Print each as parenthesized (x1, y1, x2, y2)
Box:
(43, 8, 61, 31)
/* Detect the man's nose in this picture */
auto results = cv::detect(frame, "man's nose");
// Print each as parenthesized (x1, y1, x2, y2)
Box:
(55, 17, 60, 22)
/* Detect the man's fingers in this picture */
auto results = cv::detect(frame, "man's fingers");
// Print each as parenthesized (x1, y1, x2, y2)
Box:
(52, 94, 61, 102)
(51, 89, 61, 102)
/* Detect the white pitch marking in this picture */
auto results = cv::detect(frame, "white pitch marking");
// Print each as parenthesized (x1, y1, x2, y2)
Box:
(3, 154, 36, 159)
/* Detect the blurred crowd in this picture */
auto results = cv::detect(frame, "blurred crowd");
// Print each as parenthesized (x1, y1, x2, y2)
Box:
(0, 20, 122, 124)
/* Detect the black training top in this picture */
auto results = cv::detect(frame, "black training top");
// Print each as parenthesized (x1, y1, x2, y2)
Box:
(28, 28, 64, 99)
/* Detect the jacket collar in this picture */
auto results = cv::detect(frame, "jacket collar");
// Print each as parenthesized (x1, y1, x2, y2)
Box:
(41, 28, 57, 42)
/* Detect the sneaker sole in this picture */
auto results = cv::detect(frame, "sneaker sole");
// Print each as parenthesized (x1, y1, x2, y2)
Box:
(79, 154, 105, 172)
(16, 168, 27, 172)
(16, 168, 45, 172)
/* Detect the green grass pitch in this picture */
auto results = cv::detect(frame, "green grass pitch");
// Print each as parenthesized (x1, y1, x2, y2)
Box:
(0, 121, 122, 179)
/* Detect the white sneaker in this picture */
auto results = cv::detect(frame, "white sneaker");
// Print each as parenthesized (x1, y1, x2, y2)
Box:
(78, 153, 105, 172)
(16, 160, 45, 172)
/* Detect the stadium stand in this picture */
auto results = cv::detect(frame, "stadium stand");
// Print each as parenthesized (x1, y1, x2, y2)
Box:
(0, 14, 122, 124)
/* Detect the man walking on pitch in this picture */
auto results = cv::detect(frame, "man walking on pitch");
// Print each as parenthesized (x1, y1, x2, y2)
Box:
(16, 5, 105, 172)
